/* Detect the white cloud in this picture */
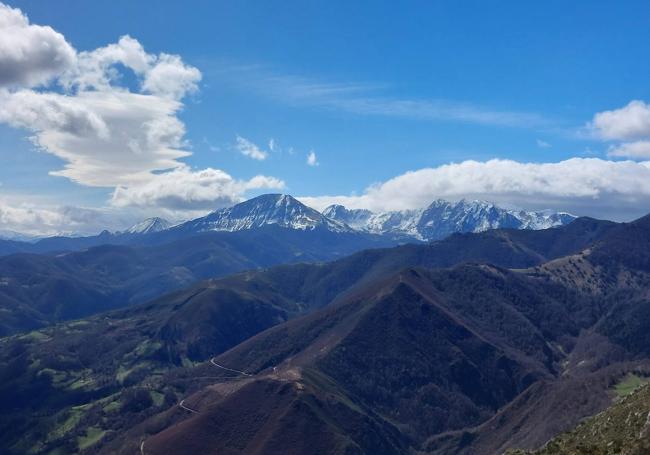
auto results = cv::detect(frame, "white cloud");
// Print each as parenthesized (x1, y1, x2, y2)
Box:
(608, 140, 650, 159)
(0, 202, 69, 236)
(536, 139, 551, 148)
(0, 6, 203, 188)
(0, 89, 109, 138)
(110, 166, 285, 211)
(0, 5, 289, 224)
(142, 53, 201, 100)
(590, 100, 650, 161)
(57, 34, 200, 100)
(60, 35, 150, 92)
(590, 100, 650, 141)
(0, 3, 75, 88)
(299, 158, 650, 221)
(0, 89, 191, 186)
(235, 135, 268, 160)
(306, 150, 319, 166)
(0, 197, 130, 236)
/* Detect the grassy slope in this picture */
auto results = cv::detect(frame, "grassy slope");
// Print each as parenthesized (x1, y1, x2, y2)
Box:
(510, 382, 650, 455)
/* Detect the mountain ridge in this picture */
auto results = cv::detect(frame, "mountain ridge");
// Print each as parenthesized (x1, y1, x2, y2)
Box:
(323, 199, 576, 241)
(0, 194, 576, 256)
(174, 194, 352, 235)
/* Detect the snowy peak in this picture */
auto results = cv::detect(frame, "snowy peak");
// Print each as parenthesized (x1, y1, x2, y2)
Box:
(182, 194, 352, 233)
(417, 199, 521, 239)
(323, 199, 576, 241)
(323, 205, 422, 238)
(125, 217, 172, 235)
(0, 229, 37, 242)
(321, 205, 374, 231)
(159, 194, 573, 240)
(512, 210, 576, 230)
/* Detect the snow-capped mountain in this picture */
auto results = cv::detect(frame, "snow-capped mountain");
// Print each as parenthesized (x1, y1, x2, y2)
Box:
(178, 194, 352, 234)
(0, 195, 577, 257)
(323, 199, 576, 241)
(125, 217, 172, 235)
(0, 229, 40, 243)
(0, 229, 82, 242)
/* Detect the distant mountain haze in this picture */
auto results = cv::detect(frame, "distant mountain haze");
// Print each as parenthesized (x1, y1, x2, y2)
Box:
(0, 194, 581, 336)
(0, 194, 575, 256)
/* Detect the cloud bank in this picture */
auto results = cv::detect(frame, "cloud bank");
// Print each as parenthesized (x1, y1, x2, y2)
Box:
(300, 158, 650, 221)
(111, 166, 284, 211)
(0, 197, 132, 237)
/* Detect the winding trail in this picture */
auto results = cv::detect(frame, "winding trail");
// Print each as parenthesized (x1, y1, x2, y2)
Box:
(210, 358, 253, 376)
(176, 360, 252, 416)
(178, 399, 200, 414)
(139, 359, 255, 452)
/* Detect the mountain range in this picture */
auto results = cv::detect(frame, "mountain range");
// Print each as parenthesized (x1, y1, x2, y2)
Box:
(0, 195, 578, 337)
(177, 193, 351, 234)
(4, 193, 646, 455)
(2, 210, 648, 454)
(0, 194, 575, 257)
(323, 199, 575, 240)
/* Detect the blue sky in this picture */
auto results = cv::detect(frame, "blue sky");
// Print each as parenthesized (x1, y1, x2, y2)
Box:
(2, 0, 650, 234)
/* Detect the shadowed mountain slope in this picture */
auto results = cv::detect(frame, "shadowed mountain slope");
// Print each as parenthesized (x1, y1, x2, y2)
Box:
(0, 224, 396, 336)
(121, 263, 607, 454)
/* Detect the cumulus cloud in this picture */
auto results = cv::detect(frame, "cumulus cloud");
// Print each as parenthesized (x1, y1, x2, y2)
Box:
(608, 140, 650, 159)
(0, 5, 202, 188)
(110, 166, 285, 210)
(590, 101, 650, 161)
(299, 158, 650, 221)
(142, 53, 201, 100)
(60, 35, 149, 92)
(306, 150, 319, 166)
(56, 34, 201, 100)
(235, 135, 268, 160)
(0, 89, 193, 186)
(0, 3, 75, 88)
(590, 100, 650, 141)
(0, 4, 290, 223)
(0, 89, 109, 138)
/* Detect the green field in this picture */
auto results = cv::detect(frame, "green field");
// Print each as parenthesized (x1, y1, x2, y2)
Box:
(613, 374, 649, 397)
